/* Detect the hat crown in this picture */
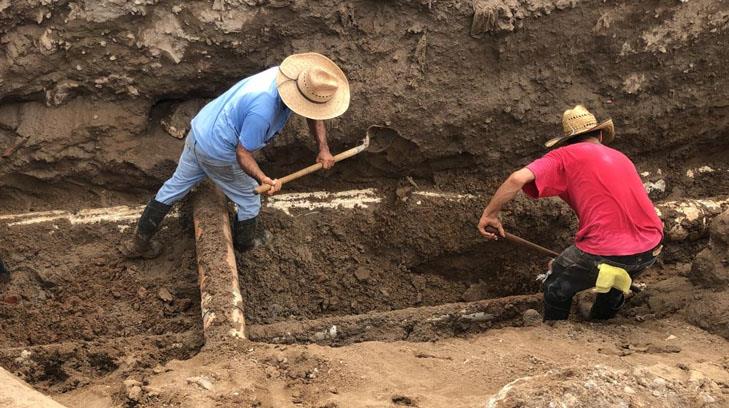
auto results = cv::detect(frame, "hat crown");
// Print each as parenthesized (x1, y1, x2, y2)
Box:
(297, 67, 339, 104)
(277, 52, 350, 120)
(562, 105, 598, 136)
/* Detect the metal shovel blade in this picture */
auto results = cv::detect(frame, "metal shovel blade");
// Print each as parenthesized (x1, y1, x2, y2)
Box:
(365, 125, 399, 153)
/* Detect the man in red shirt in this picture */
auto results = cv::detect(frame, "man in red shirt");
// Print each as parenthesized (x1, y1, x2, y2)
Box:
(478, 105, 664, 321)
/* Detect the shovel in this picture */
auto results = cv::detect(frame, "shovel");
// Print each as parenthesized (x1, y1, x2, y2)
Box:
(484, 226, 643, 293)
(254, 125, 396, 194)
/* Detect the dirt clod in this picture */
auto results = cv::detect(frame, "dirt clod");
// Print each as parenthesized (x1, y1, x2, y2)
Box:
(522, 309, 542, 327)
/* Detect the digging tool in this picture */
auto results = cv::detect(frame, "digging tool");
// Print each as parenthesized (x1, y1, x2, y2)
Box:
(485, 226, 643, 293)
(255, 125, 395, 194)
(485, 226, 560, 258)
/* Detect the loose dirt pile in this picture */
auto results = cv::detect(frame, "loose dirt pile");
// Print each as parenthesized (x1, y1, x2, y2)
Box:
(2, 0, 729, 407)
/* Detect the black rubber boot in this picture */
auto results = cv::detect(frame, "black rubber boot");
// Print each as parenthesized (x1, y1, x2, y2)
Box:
(589, 289, 626, 320)
(543, 301, 571, 321)
(120, 199, 172, 259)
(234, 216, 258, 252)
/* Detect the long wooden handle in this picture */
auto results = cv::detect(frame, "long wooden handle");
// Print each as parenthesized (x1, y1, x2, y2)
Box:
(485, 227, 644, 292)
(255, 143, 368, 194)
(485, 226, 560, 258)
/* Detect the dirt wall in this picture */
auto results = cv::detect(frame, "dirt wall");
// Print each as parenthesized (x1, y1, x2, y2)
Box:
(1, 0, 729, 201)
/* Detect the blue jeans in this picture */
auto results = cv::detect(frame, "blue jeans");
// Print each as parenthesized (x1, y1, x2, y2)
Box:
(155, 133, 260, 221)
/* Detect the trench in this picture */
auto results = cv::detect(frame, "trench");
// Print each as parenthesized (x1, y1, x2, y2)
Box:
(3, 134, 729, 393)
(236, 188, 548, 326)
(2, 110, 729, 398)
(0, 178, 559, 392)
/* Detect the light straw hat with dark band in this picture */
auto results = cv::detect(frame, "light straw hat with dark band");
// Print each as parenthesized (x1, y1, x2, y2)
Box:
(545, 105, 615, 148)
(276, 53, 350, 120)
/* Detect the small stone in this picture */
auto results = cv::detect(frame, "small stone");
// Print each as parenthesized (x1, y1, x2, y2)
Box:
(158, 287, 174, 303)
(137, 287, 147, 298)
(353, 267, 371, 282)
(123, 378, 141, 388)
(651, 378, 667, 390)
(186, 376, 214, 390)
(522, 309, 542, 326)
(127, 385, 143, 401)
(2, 294, 20, 304)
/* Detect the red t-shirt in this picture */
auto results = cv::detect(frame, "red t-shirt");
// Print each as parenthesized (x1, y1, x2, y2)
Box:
(523, 142, 663, 256)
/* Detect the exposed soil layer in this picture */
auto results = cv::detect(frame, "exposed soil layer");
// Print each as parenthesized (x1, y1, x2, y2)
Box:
(0, 218, 200, 347)
(2, 0, 729, 406)
(0, 215, 204, 392)
(239, 191, 573, 325)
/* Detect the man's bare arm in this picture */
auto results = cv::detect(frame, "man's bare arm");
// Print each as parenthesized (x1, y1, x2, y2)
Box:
(478, 167, 535, 240)
(307, 118, 335, 169)
(236, 144, 280, 196)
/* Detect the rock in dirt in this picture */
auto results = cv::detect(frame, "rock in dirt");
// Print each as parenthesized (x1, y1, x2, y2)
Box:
(522, 309, 541, 326)
(486, 364, 725, 407)
(127, 385, 143, 402)
(686, 291, 729, 340)
(186, 376, 214, 391)
(161, 99, 206, 139)
(122, 378, 143, 402)
(353, 267, 371, 282)
(158, 287, 174, 303)
(392, 394, 418, 406)
(690, 208, 729, 287)
(2, 294, 20, 304)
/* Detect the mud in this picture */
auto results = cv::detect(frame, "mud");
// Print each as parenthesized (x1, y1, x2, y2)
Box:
(248, 294, 542, 345)
(0, 216, 204, 392)
(238, 190, 571, 325)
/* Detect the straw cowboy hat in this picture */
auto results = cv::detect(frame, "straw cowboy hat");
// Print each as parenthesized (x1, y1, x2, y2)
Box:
(545, 105, 615, 148)
(276, 53, 350, 121)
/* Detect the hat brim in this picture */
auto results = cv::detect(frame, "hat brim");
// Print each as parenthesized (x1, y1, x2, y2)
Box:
(276, 53, 350, 121)
(545, 118, 615, 148)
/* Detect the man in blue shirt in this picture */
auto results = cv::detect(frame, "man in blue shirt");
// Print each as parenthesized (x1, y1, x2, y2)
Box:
(122, 53, 350, 258)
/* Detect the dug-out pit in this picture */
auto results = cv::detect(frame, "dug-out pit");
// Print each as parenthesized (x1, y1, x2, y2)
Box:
(236, 187, 562, 327)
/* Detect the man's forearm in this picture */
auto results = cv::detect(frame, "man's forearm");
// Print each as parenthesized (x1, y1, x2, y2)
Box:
(484, 168, 535, 215)
(236, 146, 266, 181)
(307, 119, 329, 152)
(484, 178, 523, 215)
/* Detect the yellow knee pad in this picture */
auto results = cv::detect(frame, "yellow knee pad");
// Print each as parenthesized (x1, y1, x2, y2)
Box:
(593, 263, 632, 294)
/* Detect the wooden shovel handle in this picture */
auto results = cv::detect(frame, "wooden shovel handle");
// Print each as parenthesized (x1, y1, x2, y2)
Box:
(485, 226, 561, 258)
(255, 143, 368, 194)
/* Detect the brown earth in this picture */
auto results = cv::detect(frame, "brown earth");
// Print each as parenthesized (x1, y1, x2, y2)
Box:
(2, 0, 729, 407)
